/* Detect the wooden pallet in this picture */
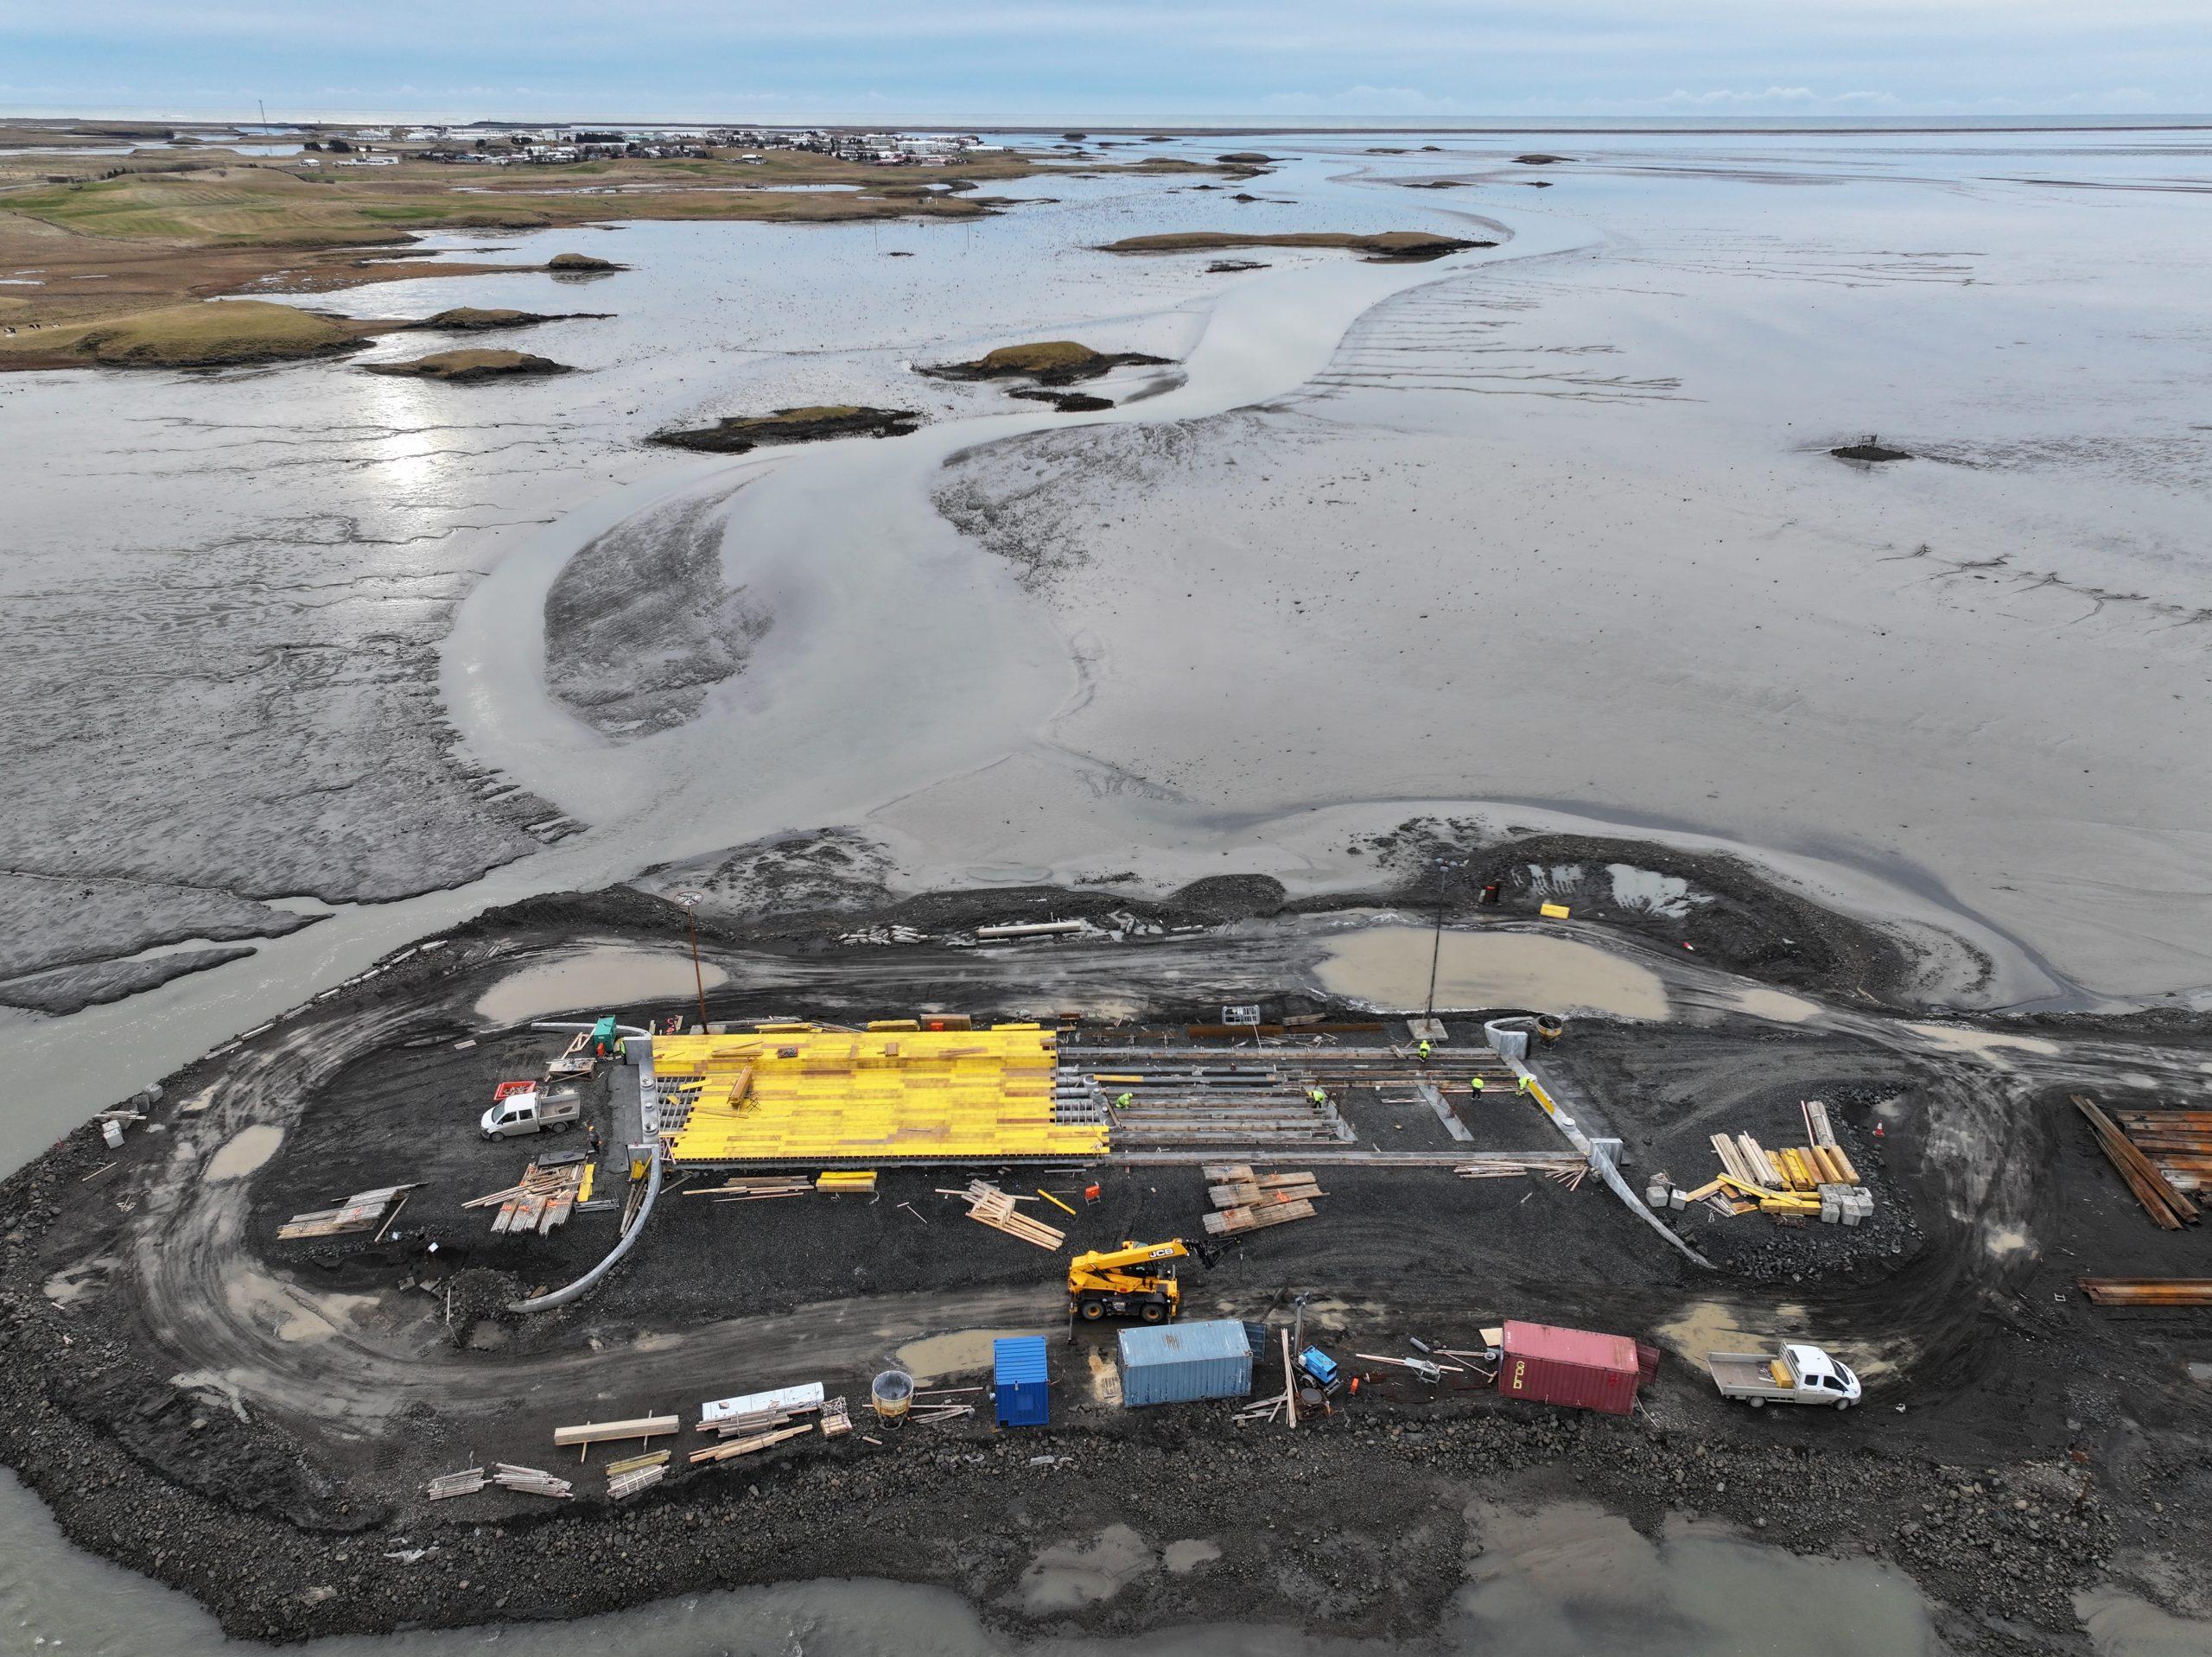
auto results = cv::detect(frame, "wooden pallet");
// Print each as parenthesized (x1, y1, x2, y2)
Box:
(1205, 1197, 1316, 1235)
(956, 1181, 1065, 1249)
(277, 1184, 417, 1241)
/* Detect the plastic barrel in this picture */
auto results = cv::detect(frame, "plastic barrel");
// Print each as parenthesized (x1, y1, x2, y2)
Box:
(871, 1368, 914, 1422)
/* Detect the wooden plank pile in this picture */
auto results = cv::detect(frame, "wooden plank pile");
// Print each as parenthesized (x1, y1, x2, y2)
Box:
(425, 1466, 486, 1501)
(1454, 1153, 1588, 1185)
(492, 1463, 574, 1500)
(466, 1159, 585, 1237)
(1699, 1122, 1871, 1222)
(1202, 1166, 1324, 1235)
(277, 1184, 417, 1241)
(553, 1414, 679, 1453)
(1236, 1331, 1301, 1426)
(690, 1422, 813, 1465)
(682, 1174, 815, 1203)
(820, 1396, 852, 1438)
(947, 1181, 1066, 1249)
(2074, 1095, 2199, 1228)
(910, 1386, 980, 1425)
(2095, 1102, 2212, 1200)
(607, 1454, 668, 1501)
(2076, 1277, 2212, 1306)
(817, 1170, 878, 1193)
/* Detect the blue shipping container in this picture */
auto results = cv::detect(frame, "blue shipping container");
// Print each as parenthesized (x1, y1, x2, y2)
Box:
(994, 1336, 1050, 1427)
(1117, 1319, 1254, 1407)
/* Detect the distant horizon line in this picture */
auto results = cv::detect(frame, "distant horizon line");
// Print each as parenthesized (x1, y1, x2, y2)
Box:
(5, 108, 2212, 136)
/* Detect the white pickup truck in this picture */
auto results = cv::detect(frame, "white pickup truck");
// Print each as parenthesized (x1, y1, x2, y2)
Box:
(478, 1088, 582, 1140)
(1707, 1343, 1862, 1409)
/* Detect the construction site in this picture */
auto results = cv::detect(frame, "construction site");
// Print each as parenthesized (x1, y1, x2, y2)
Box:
(2, 873, 2208, 1652)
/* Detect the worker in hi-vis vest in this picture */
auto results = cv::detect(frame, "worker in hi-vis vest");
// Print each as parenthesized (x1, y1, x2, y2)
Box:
(1516, 1074, 1531, 1095)
(1416, 1039, 1432, 1063)
(1115, 1091, 1134, 1108)
(1469, 1076, 1485, 1097)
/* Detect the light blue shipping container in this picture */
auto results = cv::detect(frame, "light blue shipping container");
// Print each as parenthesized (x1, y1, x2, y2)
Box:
(1116, 1318, 1253, 1407)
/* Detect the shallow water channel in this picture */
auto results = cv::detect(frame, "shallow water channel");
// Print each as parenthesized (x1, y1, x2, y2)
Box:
(0, 1468, 1962, 1656)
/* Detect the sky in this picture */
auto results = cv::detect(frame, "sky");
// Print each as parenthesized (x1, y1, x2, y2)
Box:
(3, 0, 2208, 123)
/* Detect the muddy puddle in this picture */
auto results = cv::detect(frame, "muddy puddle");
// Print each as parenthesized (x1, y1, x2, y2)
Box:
(1315, 924, 1669, 1019)
(1455, 1501, 1943, 1655)
(202, 1122, 283, 1181)
(1656, 1299, 1908, 1384)
(1902, 1023, 2062, 1062)
(891, 1326, 1047, 1386)
(473, 946, 728, 1025)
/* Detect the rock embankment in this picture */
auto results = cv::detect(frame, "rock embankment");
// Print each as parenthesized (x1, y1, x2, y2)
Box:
(645, 405, 920, 454)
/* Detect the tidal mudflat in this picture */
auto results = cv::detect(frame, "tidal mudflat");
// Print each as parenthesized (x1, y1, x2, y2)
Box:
(4, 124, 2211, 1657)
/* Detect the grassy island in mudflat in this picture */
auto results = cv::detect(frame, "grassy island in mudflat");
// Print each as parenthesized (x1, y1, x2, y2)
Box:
(362, 348, 574, 382)
(0, 139, 1236, 360)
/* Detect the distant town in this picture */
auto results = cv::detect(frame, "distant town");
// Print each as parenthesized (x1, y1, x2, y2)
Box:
(296, 125, 1007, 168)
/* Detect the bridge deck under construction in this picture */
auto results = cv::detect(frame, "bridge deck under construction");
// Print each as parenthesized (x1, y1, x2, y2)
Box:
(653, 1024, 1108, 1166)
(651, 1026, 1531, 1168)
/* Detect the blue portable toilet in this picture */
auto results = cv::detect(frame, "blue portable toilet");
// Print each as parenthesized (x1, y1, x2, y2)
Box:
(994, 1336, 1050, 1427)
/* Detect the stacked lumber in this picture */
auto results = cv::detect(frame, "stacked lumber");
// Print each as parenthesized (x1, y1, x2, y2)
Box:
(606, 1448, 671, 1476)
(2074, 1096, 2198, 1228)
(1208, 1170, 1323, 1207)
(951, 1181, 1065, 1249)
(817, 1170, 878, 1193)
(2105, 1108, 2212, 1195)
(425, 1466, 486, 1500)
(553, 1414, 679, 1450)
(1204, 1170, 1323, 1235)
(466, 1159, 585, 1237)
(493, 1463, 574, 1499)
(1706, 1131, 1872, 1222)
(1802, 1101, 1862, 1184)
(2076, 1277, 2212, 1306)
(277, 1184, 417, 1241)
(820, 1396, 852, 1438)
(608, 1462, 667, 1501)
(1455, 1154, 1588, 1187)
(689, 1422, 812, 1465)
(682, 1175, 814, 1203)
(696, 1406, 808, 1438)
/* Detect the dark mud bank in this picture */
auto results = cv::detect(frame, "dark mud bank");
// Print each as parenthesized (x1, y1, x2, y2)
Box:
(646, 405, 920, 454)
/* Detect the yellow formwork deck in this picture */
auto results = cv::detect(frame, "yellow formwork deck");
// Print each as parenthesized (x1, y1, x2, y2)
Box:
(656, 1024, 1104, 1165)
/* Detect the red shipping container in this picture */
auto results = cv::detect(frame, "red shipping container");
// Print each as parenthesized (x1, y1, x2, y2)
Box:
(1497, 1320, 1649, 1416)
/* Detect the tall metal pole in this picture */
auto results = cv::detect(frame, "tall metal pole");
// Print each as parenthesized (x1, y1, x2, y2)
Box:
(689, 912, 707, 1031)
(1424, 859, 1451, 1018)
(673, 890, 709, 1032)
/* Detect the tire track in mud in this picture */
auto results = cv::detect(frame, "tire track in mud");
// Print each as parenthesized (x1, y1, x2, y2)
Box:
(123, 989, 1058, 1435)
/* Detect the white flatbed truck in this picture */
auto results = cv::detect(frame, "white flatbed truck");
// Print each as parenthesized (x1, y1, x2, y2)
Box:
(1707, 1343, 1861, 1409)
(479, 1088, 582, 1140)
